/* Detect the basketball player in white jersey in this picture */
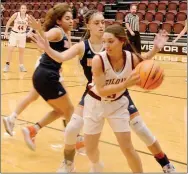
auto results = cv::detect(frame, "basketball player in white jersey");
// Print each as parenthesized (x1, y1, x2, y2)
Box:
(3, 4, 32, 72)
(82, 25, 168, 172)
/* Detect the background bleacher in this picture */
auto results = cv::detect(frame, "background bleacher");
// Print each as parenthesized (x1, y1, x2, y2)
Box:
(1, 0, 187, 54)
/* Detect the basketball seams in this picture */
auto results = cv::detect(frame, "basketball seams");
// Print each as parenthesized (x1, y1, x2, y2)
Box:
(147, 68, 164, 89)
(143, 62, 155, 88)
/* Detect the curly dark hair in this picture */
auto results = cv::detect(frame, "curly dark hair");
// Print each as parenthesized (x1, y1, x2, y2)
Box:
(43, 3, 71, 31)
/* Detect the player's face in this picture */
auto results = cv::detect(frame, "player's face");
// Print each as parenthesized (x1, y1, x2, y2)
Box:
(102, 32, 124, 56)
(20, 5, 27, 14)
(88, 13, 105, 38)
(58, 11, 73, 32)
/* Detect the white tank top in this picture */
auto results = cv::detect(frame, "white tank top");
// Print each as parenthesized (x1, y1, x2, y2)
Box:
(12, 12, 28, 33)
(91, 50, 133, 101)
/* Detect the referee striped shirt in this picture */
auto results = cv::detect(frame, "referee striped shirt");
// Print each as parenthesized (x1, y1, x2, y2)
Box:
(125, 13, 139, 32)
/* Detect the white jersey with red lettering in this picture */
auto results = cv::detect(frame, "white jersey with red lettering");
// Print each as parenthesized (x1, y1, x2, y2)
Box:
(8, 12, 28, 48)
(12, 12, 28, 33)
(91, 50, 134, 101)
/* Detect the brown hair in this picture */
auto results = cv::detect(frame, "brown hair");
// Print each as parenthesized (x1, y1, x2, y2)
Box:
(105, 24, 128, 42)
(105, 24, 142, 59)
(43, 3, 71, 31)
(80, 10, 102, 41)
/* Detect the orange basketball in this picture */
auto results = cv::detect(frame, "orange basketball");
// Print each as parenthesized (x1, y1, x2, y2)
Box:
(135, 60, 164, 90)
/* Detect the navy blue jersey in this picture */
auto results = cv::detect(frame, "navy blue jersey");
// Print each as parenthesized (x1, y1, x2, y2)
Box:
(80, 40, 103, 82)
(40, 27, 70, 71)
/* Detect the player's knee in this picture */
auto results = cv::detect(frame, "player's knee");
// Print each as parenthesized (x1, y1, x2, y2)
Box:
(85, 145, 98, 156)
(130, 115, 156, 146)
(58, 104, 74, 120)
(86, 147, 95, 156)
(30, 93, 39, 102)
(64, 104, 74, 120)
(64, 114, 84, 145)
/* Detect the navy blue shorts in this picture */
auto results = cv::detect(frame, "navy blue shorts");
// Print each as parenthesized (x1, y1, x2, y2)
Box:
(124, 90, 139, 116)
(33, 66, 66, 101)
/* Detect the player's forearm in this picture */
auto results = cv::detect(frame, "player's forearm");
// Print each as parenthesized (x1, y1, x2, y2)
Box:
(96, 82, 126, 97)
(5, 22, 11, 32)
(37, 29, 46, 39)
(142, 46, 160, 60)
(174, 28, 187, 42)
(45, 47, 64, 63)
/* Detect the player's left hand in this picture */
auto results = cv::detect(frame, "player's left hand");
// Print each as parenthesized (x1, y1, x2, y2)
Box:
(153, 30, 169, 50)
(28, 15, 42, 32)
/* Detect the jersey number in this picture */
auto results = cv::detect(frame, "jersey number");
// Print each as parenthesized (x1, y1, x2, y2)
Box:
(107, 94, 116, 99)
(18, 25, 24, 30)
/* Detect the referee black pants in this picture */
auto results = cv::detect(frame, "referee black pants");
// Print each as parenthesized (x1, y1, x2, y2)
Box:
(125, 31, 141, 54)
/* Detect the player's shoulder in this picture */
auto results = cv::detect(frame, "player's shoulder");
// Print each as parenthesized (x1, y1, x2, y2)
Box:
(12, 12, 19, 18)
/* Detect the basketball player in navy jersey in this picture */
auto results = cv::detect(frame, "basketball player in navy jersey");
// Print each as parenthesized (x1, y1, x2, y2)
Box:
(3, 3, 75, 150)
(30, 10, 175, 173)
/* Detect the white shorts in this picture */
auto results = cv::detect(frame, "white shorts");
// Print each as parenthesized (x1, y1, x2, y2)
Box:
(83, 94, 130, 135)
(8, 31, 26, 48)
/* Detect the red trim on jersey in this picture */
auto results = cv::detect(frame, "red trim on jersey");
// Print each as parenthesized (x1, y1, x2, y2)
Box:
(98, 54, 105, 72)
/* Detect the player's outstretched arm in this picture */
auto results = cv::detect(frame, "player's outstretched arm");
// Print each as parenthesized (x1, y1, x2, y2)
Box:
(132, 30, 168, 67)
(173, 21, 187, 43)
(31, 33, 84, 63)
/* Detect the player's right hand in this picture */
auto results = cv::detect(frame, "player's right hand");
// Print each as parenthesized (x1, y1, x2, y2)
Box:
(124, 70, 140, 88)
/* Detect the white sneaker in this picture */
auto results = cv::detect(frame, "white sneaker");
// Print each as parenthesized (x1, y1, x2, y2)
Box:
(3, 64, 9, 72)
(3, 117, 15, 136)
(22, 126, 37, 151)
(57, 160, 75, 173)
(19, 66, 27, 72)
(90, 161, 104, 173)
(163, 163, 176, 173)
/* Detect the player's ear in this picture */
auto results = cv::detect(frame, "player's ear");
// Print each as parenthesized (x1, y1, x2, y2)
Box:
(56, 19, 61, 25)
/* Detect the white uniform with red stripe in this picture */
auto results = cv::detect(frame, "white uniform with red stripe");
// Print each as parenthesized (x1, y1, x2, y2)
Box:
(83, 50, 134, 134)
(8, 12, 28, 48)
